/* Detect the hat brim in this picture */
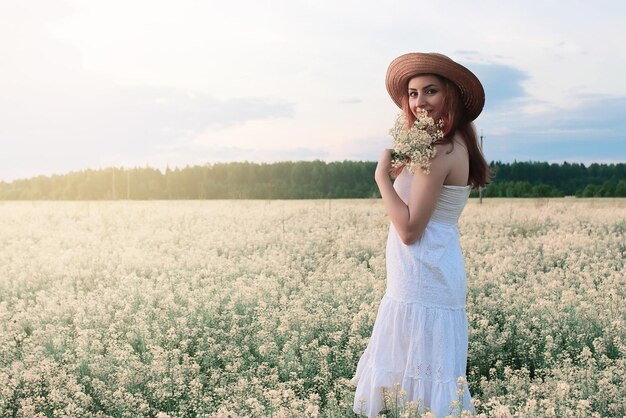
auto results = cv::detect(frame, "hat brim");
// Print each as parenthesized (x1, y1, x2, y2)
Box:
(386, 53, 485, 121)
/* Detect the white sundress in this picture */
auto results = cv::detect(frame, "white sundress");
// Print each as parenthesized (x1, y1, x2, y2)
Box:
(351, 168, 474, 418)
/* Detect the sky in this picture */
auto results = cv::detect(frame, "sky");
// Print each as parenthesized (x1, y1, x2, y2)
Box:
(1, 0, 625, 182)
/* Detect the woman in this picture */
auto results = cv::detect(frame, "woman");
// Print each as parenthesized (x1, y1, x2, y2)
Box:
(351, 53, 489, 417)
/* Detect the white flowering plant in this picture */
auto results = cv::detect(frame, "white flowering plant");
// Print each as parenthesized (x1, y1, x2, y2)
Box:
(2, 199, 626, 416)
(389, 109, 444, 175)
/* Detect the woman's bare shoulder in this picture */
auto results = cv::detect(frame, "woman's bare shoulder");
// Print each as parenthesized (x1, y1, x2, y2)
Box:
(432, 141, 457, 163)
(430, 138, 468, 184)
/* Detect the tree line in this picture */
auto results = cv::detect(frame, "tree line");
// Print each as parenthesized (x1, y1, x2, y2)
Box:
(0, 160, 624, 200)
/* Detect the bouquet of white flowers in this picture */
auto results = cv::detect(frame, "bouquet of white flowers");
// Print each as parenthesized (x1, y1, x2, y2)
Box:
(389, 109, 444, 175)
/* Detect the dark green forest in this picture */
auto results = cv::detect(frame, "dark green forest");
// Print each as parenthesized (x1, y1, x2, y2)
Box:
(0, 160, 624, 200)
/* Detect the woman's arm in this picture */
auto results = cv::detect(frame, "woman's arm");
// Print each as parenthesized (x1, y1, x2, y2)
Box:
(375, 148, 448, 245)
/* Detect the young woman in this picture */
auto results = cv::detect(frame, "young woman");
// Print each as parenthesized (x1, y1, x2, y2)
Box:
(351, 53, 489, 417)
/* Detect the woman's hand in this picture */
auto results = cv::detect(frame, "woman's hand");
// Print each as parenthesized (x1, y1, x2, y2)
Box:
(376, 149, 404, 180)
(390, 163, 404, 179)
(375, 148, 393, 181)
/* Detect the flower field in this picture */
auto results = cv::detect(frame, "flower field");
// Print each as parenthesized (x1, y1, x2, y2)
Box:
(1, 198, 625, 417)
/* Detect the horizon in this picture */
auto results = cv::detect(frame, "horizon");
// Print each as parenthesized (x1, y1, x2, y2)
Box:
(1, 158, 622, 184)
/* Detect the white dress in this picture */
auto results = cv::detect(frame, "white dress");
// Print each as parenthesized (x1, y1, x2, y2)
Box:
(351, 168, 474, 418)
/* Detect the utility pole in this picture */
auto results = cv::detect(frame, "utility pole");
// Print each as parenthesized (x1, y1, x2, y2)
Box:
(479, 132, 484, 204)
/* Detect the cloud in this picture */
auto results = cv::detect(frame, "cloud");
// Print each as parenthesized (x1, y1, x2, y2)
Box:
(89, 86, 295, 146)
(332, 135, 390, 162)
(482, 94, 626, 163)
(0, 0, 298, 181)
(489, 95, 626, 139)
(0, 79, 294, 178)
(546, 96, 626, 136)
(0, 2, 294, 181)
(469, 63, 530, 110)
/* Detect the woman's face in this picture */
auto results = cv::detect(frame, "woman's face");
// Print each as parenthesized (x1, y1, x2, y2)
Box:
(408, 74, 444, 121)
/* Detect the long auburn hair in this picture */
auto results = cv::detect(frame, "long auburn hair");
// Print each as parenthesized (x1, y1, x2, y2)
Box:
(401, 74, 490, 188)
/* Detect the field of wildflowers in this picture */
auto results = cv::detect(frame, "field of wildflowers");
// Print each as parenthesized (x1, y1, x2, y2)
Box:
(1, 198, 624, 417)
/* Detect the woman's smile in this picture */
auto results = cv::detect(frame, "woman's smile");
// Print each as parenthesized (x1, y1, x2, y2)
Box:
(408, 74, 444, 121)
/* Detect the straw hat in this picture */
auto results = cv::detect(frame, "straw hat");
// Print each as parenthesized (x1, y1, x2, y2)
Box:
(385, 52, 485, 121)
